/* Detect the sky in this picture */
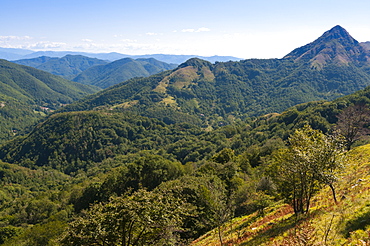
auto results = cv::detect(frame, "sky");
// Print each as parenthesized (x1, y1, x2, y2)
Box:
(1, 0, 370, 59)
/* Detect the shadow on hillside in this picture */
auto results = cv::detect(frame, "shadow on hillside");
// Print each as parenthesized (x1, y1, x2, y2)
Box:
(239, 215, 299, 246)
(343, 207, 370, 237)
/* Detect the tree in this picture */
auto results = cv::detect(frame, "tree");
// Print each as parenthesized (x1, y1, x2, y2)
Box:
(336, 104, 370, 150)
(269, 125, 345, 214)
(156, 174, 237, 242)
(61, 189, 192, 246)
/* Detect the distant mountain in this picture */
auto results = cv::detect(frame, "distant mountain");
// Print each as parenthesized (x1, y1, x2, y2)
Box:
(0, 47, 242, 63)
(72, 57, 177, 88)
(129, 54, 242, 64)
(14, 55, 109, 80)
(0, 47, 33, 60)
(284, 25, 370, 68)
(0, 59, 100, 142)
(60, 26, 370, 127)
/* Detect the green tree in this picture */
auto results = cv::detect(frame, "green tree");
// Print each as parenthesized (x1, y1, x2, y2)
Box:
(0, 226, 22, 244)
(269, 125, 345, 214)
(61, 189, 192, 246)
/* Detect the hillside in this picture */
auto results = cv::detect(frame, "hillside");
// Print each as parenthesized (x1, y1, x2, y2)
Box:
(0, 59, 100, 142)
(13, 55, 177, 88)
(191, 144, 370, 245)
(14, 55, 108, 80)
(0, 77, 370, 244)
(72, 57, 177, 88)
(60, 26, 370, 127)
(0, 111, 203, 174)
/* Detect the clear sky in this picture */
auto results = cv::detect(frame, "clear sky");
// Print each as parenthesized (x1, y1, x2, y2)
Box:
(1, 0, 370, 59)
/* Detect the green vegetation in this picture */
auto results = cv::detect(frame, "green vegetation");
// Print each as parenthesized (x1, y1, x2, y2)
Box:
(59, 58, 370, 130)
(191, 143, 370, 246)
(14, 55, 108, 80)
(73, 57, 177, 88)
(0, 59, 100, 143)
(268, 125, 345, 214)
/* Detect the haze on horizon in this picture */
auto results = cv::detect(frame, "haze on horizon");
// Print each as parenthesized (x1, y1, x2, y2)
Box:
(2, 0, 370, 59)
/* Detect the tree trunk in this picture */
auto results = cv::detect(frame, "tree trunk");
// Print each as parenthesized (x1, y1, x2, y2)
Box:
(218, 225, 223, 246)
(329, 183, 338, 204)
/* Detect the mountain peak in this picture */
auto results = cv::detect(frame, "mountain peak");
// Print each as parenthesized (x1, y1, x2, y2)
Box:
(322, 25, 357, 44)
(178, 58, 212, 70)
(284, 25, 369, 67)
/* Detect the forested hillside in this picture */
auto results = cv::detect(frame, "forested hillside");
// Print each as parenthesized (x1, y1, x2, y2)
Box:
(14, 55, 177, 88)
(0, 59, 100, 142)
(14, 55, 108, 80)
(73, 57, 177, 88)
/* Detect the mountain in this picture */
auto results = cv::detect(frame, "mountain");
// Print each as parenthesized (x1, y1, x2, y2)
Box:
(14, 55, 109, 80)
(128, 54, 242, 64)
(0, 47, 34, 60)
(0, 59, 100, 142)
(0, 47, 242, 63)
(284, 25, 370, 68)
(14, 55, 177, 86)
(72, 57, 177, 88)
(59, 25, 370, 127)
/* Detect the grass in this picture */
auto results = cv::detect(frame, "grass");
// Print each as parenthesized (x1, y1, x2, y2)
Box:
(191, 144, 370, 245)
(153, 66, 199, 93)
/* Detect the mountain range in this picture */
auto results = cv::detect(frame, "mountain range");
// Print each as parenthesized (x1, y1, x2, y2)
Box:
(14, 56, 178, 88)
(72, 57, 177, 89)
(1, 25, 370, 141)
(0, 47, 242, 64)
(60, 26, 370, 126)
(13, 55, 108, 80)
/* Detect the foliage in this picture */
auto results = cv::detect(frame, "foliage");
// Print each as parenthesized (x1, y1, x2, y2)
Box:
(73, 153, 184, 211)
(61, 189, 193, 246)
(0, 226, 22, 244)
(191, 143, 370, 246)
(269, 125, 346, 214)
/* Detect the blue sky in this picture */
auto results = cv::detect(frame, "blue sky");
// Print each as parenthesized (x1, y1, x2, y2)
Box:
(1, 0, 370, 58)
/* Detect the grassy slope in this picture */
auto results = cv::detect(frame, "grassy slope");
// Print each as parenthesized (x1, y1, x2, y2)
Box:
(191, 144, 370, 245)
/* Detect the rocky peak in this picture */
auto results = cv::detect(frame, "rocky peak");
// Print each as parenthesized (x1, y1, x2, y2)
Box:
(284, 25, 370, 68)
